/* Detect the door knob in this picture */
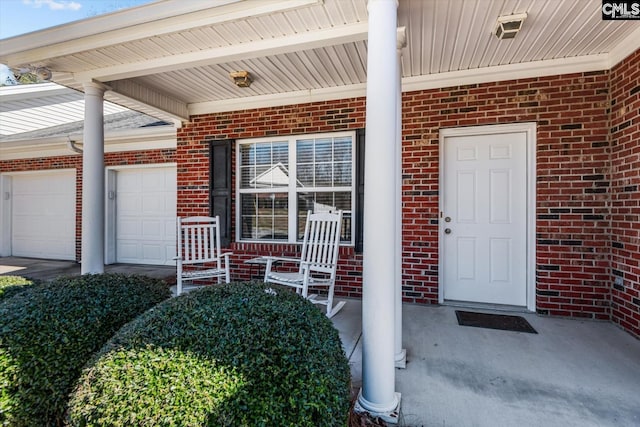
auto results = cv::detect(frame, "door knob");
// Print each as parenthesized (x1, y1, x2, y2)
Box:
(444, 228, 452, 234)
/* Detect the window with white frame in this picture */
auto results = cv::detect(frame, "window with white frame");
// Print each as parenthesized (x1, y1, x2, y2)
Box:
(237, 131, 355, 244)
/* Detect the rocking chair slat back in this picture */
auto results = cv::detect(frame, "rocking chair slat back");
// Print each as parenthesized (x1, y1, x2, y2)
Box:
(300, 211, 342, 275)
(179, 217, 221, 265)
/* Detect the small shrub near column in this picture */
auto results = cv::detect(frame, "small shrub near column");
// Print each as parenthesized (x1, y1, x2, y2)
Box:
(0, 273, 171, 426)
(67, 282, 351, 426)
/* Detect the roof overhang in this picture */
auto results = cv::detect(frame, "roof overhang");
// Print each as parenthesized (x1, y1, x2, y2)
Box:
(0, 125, 176, 160)
(1, 0, 639, 123)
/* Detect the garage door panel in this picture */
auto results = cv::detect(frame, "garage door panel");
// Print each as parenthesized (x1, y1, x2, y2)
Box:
(142, 220, 165, 238)
(118, 173, 141, 191)
(142, 244, 163, 260)
(117, 219, 142, 238)
(116, 167, 176, 266)
(142, 195, 165, 214)
(118, 194, 142, 213)
(11, 171, 76, 260)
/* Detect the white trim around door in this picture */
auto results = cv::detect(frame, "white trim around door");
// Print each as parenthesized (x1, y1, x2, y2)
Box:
(438, 123, 536, 311)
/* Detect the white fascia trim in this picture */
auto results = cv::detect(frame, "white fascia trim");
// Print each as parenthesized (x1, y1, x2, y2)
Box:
(1, 0, 321, 66)
(402, 54, 610, 93)
(0, 126, 176, 160)
(608, 26, 640, 68)
(188, 54, 611, 115)
(0, 82, 70, 101)
(189, 83, 367, 115)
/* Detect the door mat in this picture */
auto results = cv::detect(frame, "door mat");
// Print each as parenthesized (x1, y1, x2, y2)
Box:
(455, 310, 538, 334)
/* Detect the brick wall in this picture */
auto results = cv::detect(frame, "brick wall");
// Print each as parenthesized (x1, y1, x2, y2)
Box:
(176, 101, 368, 298)
(0, 149, 175, 260)
(610, 49, 640, 338)
(177, 68, 617, 318)
(2, 52, 636, 336)
(403, 72, 612, 315)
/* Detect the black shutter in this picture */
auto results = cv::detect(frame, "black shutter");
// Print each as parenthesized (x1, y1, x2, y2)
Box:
(355, 128, 365, 253)
(209, 139, 233, 247)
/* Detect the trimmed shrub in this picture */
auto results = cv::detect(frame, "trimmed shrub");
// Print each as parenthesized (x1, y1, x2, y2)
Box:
(0, 273, 171, 427)
(68, 282, 351, 427)
(0, 276, 36, 302)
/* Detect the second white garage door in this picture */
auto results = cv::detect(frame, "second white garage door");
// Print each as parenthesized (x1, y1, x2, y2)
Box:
(115, 166, 176, 265)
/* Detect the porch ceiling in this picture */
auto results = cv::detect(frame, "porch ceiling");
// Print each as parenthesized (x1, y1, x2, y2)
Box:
(1, 0, 638, 125)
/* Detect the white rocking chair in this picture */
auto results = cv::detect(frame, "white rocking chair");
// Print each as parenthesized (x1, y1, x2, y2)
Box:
(175, 216, 232, 295)
(263, 210, 346, 318)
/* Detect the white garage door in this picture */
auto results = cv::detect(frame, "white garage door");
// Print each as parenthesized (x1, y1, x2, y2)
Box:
(116, 167, 176, 265)
(11, 170, 76, 260)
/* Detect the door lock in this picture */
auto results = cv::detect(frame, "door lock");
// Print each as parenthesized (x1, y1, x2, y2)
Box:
(444, 217, 451, 222)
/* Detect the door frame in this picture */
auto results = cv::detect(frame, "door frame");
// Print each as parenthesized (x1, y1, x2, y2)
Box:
(438, 123, 536, 311)
(104, 163, 177, 265)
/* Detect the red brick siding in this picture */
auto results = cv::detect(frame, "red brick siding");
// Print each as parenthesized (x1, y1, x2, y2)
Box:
(176, 101, 367, 297)
(177, 70, 616, 318)
(0, 149, 175, 260)
(403, 72, 612, 315)
(610, 49, 640, 339)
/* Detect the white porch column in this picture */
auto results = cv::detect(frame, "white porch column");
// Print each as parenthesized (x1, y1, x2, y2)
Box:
(81, 82, 106, 274)
(395, 27, 407, 369)
(357, 0, 401, 422)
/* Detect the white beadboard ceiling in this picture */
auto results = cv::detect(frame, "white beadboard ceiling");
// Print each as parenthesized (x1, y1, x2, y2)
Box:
(0, 0, 638, 124)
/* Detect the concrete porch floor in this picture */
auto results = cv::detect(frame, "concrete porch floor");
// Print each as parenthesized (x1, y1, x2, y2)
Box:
(2, 257, 639, 427)
(335, 299, 640, 427)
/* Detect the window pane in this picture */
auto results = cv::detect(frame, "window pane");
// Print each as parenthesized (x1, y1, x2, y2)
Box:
(334, 162, 352, 186)
(255, 144, 271, 165)
(240, 141, 289, 189)
(240, 144, 254, 165)
(241, 193, 288, 240)
(273, 142, 288, 165)
(334, 137, 352, 162)
(296, 192, 352, 241)
(239, 133, 353, 243)
(297, 139, 314, 164)
(297, 164, 314, 187)
(315, 138, 332, 162)
(315, 163, 332, 187)
(240, 194, 257, 239)
(295, 136, 352, 188)
(240, 166, 256, 188)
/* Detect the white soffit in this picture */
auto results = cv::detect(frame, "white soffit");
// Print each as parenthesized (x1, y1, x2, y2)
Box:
(1, 0, 638, 119)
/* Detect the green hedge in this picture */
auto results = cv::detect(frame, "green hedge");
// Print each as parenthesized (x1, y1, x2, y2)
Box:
(0, 276, 36, 302)
(68, 282, 351, 427)
(0, 273, 171, 427)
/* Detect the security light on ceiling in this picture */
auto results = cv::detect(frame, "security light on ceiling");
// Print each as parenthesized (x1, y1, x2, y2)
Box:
(494, 12, 527, 40)
(229, 70, 252, 88)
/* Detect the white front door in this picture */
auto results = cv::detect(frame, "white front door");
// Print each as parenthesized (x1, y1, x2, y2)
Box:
(114, 166, 176, 265)
(441, 127, 530, 307)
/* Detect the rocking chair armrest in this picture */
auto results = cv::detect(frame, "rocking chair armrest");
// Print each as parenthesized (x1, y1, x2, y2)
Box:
(300, 260, 335, 269)
(220, 252, 233, 258)
(263, 256, 301, 265)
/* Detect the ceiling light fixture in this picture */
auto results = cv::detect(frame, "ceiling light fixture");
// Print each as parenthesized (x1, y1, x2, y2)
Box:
(494, 12, 527, 40)
(229, 70, 252, 88)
